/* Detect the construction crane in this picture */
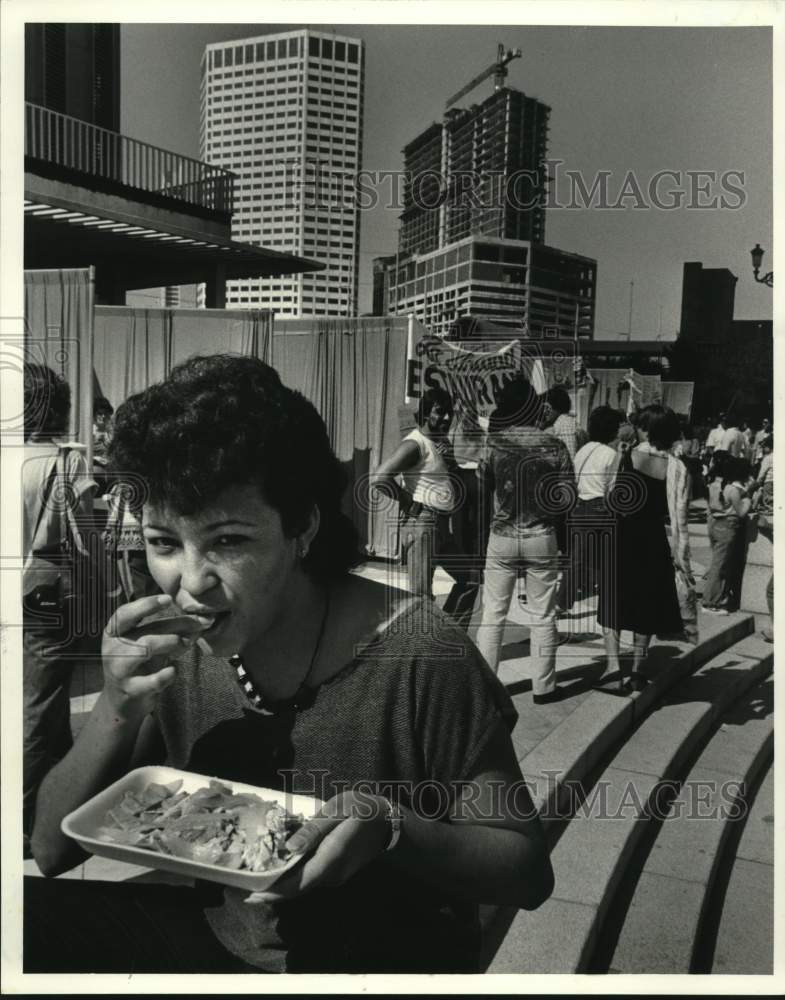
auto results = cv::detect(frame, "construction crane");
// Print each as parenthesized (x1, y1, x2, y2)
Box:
(445, 43, 522, 110)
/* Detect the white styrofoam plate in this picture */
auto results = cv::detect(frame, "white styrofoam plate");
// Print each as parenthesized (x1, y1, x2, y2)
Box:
(61, 765, 322, 891)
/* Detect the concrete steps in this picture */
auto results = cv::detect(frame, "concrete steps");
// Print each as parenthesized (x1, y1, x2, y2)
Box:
(601, 676, 773, 973)
(479, 613, 753, 967)
(705, 762, 775, 974)
(484, 624, 773, 973)
(517, 612, 753, 821)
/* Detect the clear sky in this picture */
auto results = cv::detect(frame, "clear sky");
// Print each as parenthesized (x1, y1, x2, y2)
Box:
(121, 22, 773, 337)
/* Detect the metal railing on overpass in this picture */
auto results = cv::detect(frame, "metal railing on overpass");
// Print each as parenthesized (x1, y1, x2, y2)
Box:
(25, 102, 235, 216)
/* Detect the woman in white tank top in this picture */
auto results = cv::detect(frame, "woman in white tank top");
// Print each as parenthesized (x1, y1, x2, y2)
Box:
(372, 388, 475, 628)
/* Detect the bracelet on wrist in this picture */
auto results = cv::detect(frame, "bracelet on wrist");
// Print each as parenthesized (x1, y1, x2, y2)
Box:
(379, 797, 403, 853)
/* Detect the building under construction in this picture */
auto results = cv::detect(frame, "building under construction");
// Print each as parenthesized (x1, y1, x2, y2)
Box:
(374, 235, 595, 339)
(399, 88, 550, 258)
(374, 46, 596, 339)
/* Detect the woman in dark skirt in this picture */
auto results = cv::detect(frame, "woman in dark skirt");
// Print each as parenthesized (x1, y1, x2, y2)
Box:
(598, 406, 691, 691)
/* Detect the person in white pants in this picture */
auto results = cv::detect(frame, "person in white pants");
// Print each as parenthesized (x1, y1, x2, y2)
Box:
(476, 377, 575, 703)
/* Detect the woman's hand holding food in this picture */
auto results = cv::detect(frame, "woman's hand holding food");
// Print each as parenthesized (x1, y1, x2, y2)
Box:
(244, 790, 393, 904)
(31, 594, 205, 876)
(102, 594, 203, 720)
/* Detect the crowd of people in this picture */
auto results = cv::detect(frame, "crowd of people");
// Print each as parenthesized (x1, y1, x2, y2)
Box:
(699, 412, 774, 631)
(19, 356, 773, 973)
(376, 381, 704, 698)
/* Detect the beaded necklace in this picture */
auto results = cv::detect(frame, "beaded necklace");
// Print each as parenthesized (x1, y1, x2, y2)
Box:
(229, 591, 329, 716)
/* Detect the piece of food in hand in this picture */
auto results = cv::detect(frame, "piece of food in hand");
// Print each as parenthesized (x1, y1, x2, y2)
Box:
(128, 614, 211, 640)
(99, 777, 305, 873)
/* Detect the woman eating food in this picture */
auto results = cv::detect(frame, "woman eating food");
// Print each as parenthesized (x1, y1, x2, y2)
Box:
(25, 354, 553, 975)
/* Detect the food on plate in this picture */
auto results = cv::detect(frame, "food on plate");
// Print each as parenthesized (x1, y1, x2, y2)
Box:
(99, 778, 305, 872)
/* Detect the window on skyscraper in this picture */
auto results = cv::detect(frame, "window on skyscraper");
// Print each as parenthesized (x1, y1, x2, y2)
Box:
(289, 37, 298, 57)
(348, 43, 358, 62)
(335, 41, 346, 60)
(309, 37, 319, 57)
(475, 244, 500, 262)
(278, 40, 287, 58)
(322, 39, 333, 59)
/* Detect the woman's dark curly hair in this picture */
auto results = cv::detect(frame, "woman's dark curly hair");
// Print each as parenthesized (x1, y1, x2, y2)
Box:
(488, 376, 544, 432)
(416, 387, 453, 426)
(587, 405, 623, 444)
(642, 404, 682, 451)
(723, 456, 751, 485)
(108, 354, 360, 581)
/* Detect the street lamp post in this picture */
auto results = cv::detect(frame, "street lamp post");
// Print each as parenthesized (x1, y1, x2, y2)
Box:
(750, 244, 773, 287)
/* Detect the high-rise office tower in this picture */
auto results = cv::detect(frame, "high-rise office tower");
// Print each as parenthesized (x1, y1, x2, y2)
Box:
(200, 29, 364, 316)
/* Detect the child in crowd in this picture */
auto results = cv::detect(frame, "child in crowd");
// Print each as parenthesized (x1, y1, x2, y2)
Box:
(702, 454, 753, 614)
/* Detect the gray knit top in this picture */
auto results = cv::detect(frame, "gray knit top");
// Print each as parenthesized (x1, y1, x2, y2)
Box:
(154, 597, 518, 973)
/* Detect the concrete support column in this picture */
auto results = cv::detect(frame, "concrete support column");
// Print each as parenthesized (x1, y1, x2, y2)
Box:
(205, 265, 227, 308)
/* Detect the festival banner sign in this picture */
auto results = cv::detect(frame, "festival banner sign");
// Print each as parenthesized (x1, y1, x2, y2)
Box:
(584, 368, 663, 416)
(406, 335, 577, 463)
(632, 372, 663, 408)
(660, 381, 695, 417)
(586, 368, 633, 412)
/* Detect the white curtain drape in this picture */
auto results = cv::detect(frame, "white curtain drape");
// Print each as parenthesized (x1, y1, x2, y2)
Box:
(273, 316, 414, 557)
(93, 307, 274, 407)
(24, 268, 94, 452)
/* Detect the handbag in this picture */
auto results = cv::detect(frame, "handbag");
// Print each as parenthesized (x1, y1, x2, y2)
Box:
(757, 512, 773, 535)
(23, 450, 114, 642)
(755, 481, 774, 535)
(22, 455, 62, 619)
(674, 567, 699, 645)
(658, 566, 699, 646)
